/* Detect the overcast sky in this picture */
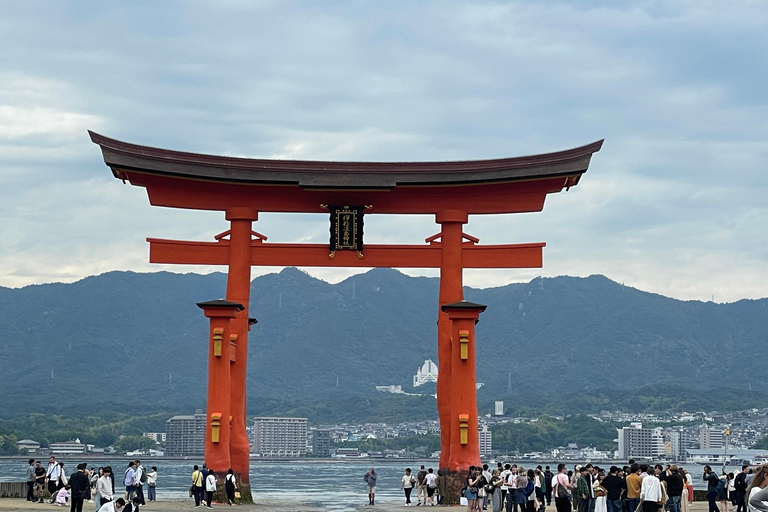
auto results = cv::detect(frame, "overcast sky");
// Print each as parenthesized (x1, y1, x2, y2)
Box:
(1, 1, 766, 303)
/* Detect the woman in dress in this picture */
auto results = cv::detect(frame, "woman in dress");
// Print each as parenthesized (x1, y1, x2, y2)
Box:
(466, 466, 482, 512)
(593, 470, 608, 512)
(684, 468, 694, 506)
(400, 468, 416, 506)
(146, 467, 157, 502)
(720, 473, 733, 512)
(224, 468, 237, 506)
(680, 467, 690, 512)
(490, 469, 504, 512)
(205, 470, 216, 509)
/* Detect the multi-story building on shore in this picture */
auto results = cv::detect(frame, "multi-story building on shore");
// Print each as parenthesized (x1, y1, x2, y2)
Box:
(312, 429, 332, 457)
(617, 423, 664, 459)
(479, 425, 493, 456)
(252, 417, 308, 457)
(165, 410, 206, 456)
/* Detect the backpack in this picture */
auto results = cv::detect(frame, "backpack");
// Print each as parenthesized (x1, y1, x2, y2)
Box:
(714, 478, 725, 493)
(140, 469, 148, 483)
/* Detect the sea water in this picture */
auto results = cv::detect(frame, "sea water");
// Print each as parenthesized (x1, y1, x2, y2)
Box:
(0, 458, 742, 511)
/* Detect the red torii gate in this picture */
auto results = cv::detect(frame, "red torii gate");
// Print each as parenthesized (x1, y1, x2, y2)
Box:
(91, 131, 601, 494)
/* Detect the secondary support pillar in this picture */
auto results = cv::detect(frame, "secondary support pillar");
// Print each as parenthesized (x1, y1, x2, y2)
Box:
(225, 207, 258, 499)
(441, 300, 486, 472)
(435, 210, 467, 472)
(197, 299, 244, 475)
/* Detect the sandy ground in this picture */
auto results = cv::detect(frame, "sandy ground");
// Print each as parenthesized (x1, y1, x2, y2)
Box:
(0, 500, 715, 512)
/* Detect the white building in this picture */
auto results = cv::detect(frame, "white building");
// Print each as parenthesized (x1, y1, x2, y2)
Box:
(617, 423, 664, 460)
(414, 360, 438, 387)
(17, 439, 40, 454)
(494, 401, 504, 416)
(50, 440, 87, 455)
(252, 417, 308, 457)
(375, 385, 403, 394)
(479, 425, 493, 456)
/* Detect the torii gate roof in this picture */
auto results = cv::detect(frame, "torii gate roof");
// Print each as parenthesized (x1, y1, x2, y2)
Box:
(90, 131, 602, 215)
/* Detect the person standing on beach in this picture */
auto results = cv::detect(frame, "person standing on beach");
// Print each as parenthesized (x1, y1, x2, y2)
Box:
(364, 467, 378, 506)
(544, 467, 554, 507)
(26, 458, 36, 501)
(639, 466, 662, 512)
(225, 468, 238, 506)
(35, 460, 47, 503)
(70, 463, 92, 512)
(204, 469, 216, 509)
(46, 456, 62, 502)
(123, 462, 135, 502)
(146, 467, 157, 502)
(625, 465, 642, 512)
(132, 460, 146, 506)
(705, 466, 723, 512)
(191, 465, 204, 508)
(416, 465, 428, 506)
(401, 468, 416, 506)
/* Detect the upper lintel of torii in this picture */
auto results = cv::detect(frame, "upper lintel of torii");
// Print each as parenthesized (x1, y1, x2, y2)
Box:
(89, 131, 603, 215)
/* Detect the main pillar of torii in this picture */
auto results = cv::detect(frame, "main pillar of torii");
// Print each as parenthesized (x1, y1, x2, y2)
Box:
(90, 131, 602, 486)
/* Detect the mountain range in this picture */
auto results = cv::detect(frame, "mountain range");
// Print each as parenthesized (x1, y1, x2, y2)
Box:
(1, 268, 766, 418)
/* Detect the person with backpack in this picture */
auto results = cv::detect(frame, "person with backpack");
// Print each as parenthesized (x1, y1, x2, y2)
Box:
(131, 460, 146, 506)
(704, 466, 722, 512)
(416, 466, 428, 506)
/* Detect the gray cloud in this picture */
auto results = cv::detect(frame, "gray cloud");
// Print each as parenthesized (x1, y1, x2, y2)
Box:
(0, 1, 766, 302)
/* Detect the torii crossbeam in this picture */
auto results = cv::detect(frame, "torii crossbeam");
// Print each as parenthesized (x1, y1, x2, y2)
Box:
(91, 131, 602, 496)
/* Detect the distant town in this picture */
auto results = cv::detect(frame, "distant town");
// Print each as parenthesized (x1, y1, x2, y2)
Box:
(12, 405, 768, 465)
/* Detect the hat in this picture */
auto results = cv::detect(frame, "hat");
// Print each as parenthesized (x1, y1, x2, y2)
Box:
(575, 464, 582, 470)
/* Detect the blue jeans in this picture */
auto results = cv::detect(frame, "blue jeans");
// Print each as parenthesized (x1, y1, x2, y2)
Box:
(626, 498, 640, 512)
(607, 499, 622, 512)
(668, 496, 681, 512)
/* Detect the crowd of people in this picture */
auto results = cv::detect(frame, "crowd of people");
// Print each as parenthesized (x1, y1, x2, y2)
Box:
(385, 461, 768, 512)
(24, 457, 158, 512)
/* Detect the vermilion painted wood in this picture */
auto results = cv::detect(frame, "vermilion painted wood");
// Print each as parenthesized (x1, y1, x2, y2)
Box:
(147, 239, 545, 268)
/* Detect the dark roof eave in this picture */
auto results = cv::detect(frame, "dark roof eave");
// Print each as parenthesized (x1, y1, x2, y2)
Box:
(90, 131, 603, 188)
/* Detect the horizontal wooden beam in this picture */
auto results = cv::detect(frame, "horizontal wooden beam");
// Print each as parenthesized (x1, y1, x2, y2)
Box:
(148, 238, 544, 269)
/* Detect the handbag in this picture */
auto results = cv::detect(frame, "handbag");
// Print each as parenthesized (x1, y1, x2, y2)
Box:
(234, 491, 241, 499)
(469, 486, 479, 494)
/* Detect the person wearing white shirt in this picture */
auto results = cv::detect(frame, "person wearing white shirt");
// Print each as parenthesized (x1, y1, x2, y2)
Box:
(640, 470, 663, 512)
(97, 498, 125, 512)
(46, 457, 62, 503)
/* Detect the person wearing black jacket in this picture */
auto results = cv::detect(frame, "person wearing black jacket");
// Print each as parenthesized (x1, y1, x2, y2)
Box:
(601, 467, 626, 512)
(665, 466, 684, 512)
(733, 466, 749, 512)
(69, 463, 92, 512)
